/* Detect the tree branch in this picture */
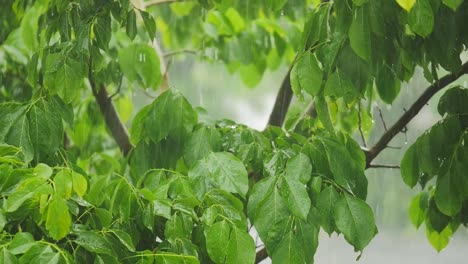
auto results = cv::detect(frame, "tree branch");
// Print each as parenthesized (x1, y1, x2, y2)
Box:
(368, 164, 400, 169)
(365, 62, 468, 167)
(267, 67, 294, 127)
(144, 0, 185, 8)
(255, 247, 267, 264)
(88, 63, 133, 156)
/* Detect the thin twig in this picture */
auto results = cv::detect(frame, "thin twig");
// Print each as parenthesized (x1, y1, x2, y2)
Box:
(368, 164, 400, 169)
(144, 0, 186, 8)
(358, 102, 367, 147)
(365, 61, 468, 167)
(163, 49, 198, 58)
(377, 105, 388, 131)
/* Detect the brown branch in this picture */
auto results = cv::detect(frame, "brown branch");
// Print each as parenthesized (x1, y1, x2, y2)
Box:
(144, 0, 185, 8)
(368, 164, 400, 169)
(267, 67, 294, 127)
(255, 247, 268, 264)
(88, 62, 133, 156)
(365, 61, 468, 167)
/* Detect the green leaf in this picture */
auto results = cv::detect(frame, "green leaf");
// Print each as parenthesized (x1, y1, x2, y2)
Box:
(33, 163, 52, 179)
(438, 87, 468, 116)
(434, 164, 464, 216)
(409, 0, 434, 37)
(323, 71, 358, 101)
(118, 43, 161, 89)
(0, 209, 6, 232)
(54, 171, 72, 199)
(94, 14, 111, 50)
(349, 6, 371, 61)
(164, 213, 194, 242)
(396, 0, 416, 11)
(43, 54, 86, 103)
(409, 192, 429, 228)
(6, 178, 52, 212)
(205, 221, 255, 264)
(279, 176, 311, 220)
(46, 196, 71, 240)
(9, 233, 35, 255)
(74, 231, 114, 255)
(126, 10, 137, 40)
(352, 0, 369, 6)
(154, 253, 200, 264)
(110, 230, 135, 252)
(72, 171, 87, 197)
(0, 104, 33, 161)
(317, 186, 340, 235)
(334, 194, 377, 251)
(376, 65, 401, 104)
(247, 176, 276, 223)
(284, 153, 312, 184)
(0, 248, 16, 263)
(131, 90, 197, 144)
(442, 0, 464, 10)
(400, 145, 419, 188)
(291, 52, 323, 96)
(426, 221, 458, 252)
(140, 10, 157, 40)
(315, 96, 334, 133)
(270, 231, 305, 264)
(183, 126, 222, 167)
(189, 152, 248, 197)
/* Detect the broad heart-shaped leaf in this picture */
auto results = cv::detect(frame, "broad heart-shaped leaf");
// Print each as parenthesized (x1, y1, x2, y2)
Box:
(205, 220, 255, 264)
(334, 194, 377, 252)
(43, 53, 86, 103)
(188, 152, 248, 197)
(46, 196, 71, 240)
(409, 0, 434, 37)
(278, 176, 311, 220)
(438, 86, 468, 116)
(376, 64, 401, 104)
(131, 90, 197, 144)
(154, 253, 200, 264)
(284, 153, 312, 184)
(290, 52, 323, 97)
(349, 5, 371, 61)
(270, 231, 305, 264)
(183, 125, 222, 167)
(396, 0, 416, 11)
(118, 43, 161, 89)
(317, 185, 340, 235)
(442, 0, 464, 10)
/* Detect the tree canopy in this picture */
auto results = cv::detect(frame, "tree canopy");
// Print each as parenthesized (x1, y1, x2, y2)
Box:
(0, 0, 468, 263)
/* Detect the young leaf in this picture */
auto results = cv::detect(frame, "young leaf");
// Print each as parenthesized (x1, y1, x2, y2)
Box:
(396, 0, 416, 11)
(34, 163, 53, 179)
(334, 194, 377, 252)
(72, 171, 87, 197)
(54, 170, 73, 199)
(442, 0, 464, 11)
(46, 196, 71, 240)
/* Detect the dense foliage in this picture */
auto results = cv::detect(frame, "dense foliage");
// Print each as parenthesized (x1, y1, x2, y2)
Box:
(0, 0, 467, 263)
